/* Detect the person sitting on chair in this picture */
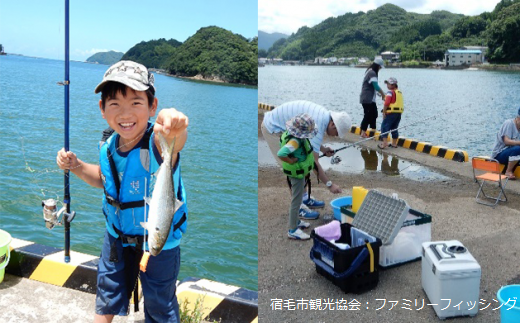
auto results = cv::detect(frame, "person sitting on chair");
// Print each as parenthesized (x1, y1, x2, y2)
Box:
(491, 107, 520, 179)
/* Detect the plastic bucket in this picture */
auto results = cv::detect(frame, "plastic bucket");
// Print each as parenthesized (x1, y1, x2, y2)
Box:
(0, 229, 12, 283)
(330, 196, 352, 221)
(497, 285, 520, 323)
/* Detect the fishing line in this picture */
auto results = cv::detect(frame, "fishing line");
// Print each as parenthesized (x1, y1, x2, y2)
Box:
(20, 136, 65, 199)
(320, 113, 442, 159)
(20, 123, 154, 203)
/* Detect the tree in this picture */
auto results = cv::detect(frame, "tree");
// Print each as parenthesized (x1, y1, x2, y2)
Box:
(258, 49, 267, 58)
(390, 20, 442, 45)
(166, 26, 257, 85)
(450, 16, 487, 38)
(267, 38, 287, 58)
(281, 40, 302, 60)
(487, 2, 520, 63)
(122, 38, 181, 68)
(491, 0, 520, 19)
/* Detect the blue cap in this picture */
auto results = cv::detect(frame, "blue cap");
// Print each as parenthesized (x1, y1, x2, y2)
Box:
(518, 106, 520, 116)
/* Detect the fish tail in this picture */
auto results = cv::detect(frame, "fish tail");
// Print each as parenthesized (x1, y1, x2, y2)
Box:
(157, 132, 176, 160)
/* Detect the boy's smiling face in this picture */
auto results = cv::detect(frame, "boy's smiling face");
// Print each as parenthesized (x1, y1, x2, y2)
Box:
(99, 88, 157, 149)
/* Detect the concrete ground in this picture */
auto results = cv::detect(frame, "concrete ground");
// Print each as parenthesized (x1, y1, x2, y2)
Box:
(258, 112, 520, 322)
(0, 274, 145, 323)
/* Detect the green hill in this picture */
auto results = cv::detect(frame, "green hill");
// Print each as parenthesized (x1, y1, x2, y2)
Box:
(268, 3, 469, 61)
(86, 50, 124, 65)
(268, 2, 520, 63)
(121, 38, 182, 69)
(118, 27, 257, 85)
(165, 26, 257, 85)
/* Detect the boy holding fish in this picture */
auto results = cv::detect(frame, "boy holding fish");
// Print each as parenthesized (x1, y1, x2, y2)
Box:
(56, 60, 188, 323)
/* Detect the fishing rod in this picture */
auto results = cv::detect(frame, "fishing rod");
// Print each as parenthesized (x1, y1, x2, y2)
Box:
(62, 0, 71, 263)
(319, 113, 440, 160)
(41, 0, 76, 263)
(60, 0, 77, 263)
(44, 0, 75, 262)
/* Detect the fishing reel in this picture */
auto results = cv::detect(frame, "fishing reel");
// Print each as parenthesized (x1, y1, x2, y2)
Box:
(42, 199, 76, 229)
(330, 155, 342, 165)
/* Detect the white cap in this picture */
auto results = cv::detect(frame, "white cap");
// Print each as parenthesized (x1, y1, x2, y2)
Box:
(94, 60, 155, 94)
(330, 111, 352, 139)
(384, 77, 398, 85)
(374, 57, 384, 68)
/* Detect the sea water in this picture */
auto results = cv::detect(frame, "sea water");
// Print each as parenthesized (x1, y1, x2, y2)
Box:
(0, 55, 258, 290)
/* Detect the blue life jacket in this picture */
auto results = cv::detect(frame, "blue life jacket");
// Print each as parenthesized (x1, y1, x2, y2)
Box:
(99, 124, 187, 251)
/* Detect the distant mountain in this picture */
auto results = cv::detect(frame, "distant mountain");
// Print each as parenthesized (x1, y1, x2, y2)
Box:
(266, 2, 518, 63)
(258, 31, 289, 50)
(86, 50, 124, 65)
(122, 38, 182, 69)
(268, 3, 469, 61)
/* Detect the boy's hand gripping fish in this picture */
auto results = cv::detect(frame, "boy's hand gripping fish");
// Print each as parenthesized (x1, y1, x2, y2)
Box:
(141, 132, 183, 256)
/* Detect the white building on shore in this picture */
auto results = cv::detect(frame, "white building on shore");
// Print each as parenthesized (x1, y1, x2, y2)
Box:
(380, 51, 400, 62)
(444, 49, 483, 66)
(462, 46, 488, 63)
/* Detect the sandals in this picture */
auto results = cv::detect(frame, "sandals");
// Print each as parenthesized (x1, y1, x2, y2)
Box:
(505, 173, 516, 180)
(378, 143, 398, 149)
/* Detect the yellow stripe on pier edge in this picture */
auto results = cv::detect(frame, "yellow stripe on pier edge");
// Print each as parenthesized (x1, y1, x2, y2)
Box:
(258, 102, 275, 111)
(177, 278, 258, 323)
(415, 142, 432, 153)
(258, 106, 469, 162)
(29, 250, 96, 286)
(346, 125, 467, 162)
(6, 238, 258, 323)
(403, 139, 416, 149)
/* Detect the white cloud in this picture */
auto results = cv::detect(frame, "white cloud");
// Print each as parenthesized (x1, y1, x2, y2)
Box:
(259, 0, 501, 35)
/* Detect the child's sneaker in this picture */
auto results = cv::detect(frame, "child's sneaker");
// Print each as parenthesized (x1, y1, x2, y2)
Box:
(303, 196, 325, 209)
(297, 219, 310, 229)
(288, 228, 310, 240)
(299, 204, 320, 220)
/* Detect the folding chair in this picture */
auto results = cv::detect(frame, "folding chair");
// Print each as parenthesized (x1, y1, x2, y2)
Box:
(472, 157, 509, 207)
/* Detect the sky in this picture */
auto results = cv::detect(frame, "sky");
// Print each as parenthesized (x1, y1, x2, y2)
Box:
(0, 0, 258, 61)
(259, 0, 503, 35)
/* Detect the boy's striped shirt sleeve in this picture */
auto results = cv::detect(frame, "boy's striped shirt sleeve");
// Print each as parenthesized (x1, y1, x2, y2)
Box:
(277, 138, 300, 157)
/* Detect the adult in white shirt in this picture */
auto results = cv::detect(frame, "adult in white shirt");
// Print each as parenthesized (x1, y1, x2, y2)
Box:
(261, 100, 352, 218)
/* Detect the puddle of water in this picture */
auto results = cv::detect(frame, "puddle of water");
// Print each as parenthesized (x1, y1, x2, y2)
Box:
(258, 140, 452, 182)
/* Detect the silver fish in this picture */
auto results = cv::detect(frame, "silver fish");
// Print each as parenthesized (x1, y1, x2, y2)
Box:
(141, 132, 183, 256)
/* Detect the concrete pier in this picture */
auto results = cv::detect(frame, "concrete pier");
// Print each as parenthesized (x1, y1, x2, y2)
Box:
(258, 109, 520, 322)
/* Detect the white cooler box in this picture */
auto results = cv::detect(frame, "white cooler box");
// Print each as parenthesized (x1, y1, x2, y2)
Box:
(421, 240, 481, 319)
(346, 190, 432, 268)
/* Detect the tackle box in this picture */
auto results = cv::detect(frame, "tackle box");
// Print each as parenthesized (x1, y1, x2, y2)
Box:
(310, 222, 381, 294)
(340, 194, 432, 268)
(422, 240, 481, 319)
(311, 190, 421, 293)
